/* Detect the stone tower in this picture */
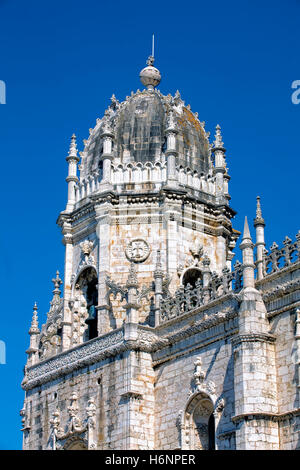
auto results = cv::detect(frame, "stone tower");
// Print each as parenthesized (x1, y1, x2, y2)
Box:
(21, 57, 300, 450)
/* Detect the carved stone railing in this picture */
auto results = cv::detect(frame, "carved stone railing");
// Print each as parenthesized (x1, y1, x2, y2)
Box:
(75, 171, 100, 202)
(262, 232, 300, 277)
(159, 261, 243, 323)
(111, 161, 166, 187)
(74, 161, 219, 204)
(177, 166, 216, 195)
(22, 328, 124, 390)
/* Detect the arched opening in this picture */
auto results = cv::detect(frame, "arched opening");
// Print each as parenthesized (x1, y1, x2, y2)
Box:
(183, 393, 215, 450)
(182, 268, 203, 288)
(98, 160, 103, 182)
(208, 413, 215, 450)
(74, 267, 98, 342)
(63, 437, 88, 450)
(85, 276, 98, 340)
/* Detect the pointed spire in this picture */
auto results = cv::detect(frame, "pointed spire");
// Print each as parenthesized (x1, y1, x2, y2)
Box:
(214, 124, 225, 149)
(256, 196, 262, 218)
(29, 302, 40, 334)
(242, 216, 252, 241)
(240, 216, 255, 288)
(68, 134, 78, 156)
(254, 196, 265, 226)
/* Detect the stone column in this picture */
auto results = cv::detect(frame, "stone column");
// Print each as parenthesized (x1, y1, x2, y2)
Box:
(202, 255, 212, 303)
(216, 229, 227, 272)
(95, 201, 112, 335)
(165, 110, 178, 188)
(61, 229, 74, 351)
(100, 121, 114, 192)
(26, 303, 40, 366)
(233, 216, 279, 450)
(154, 250, 164, 326)
(213, 125, 226, 203)
(295, 308, 300, 405)
(118, 343, 155, 450)
(125, 263, 140, 324)
(164, 205, 178, 293)
(254, 196, 265, 281)
(240, 217, 255, 290)
(66, 134, 79, 213)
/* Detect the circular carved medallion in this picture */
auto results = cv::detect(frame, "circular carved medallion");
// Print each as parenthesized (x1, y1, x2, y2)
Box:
(125, 239, 150, 263)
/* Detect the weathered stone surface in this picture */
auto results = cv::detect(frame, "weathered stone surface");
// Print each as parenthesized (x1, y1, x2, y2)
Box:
(21, 60, 300, 451)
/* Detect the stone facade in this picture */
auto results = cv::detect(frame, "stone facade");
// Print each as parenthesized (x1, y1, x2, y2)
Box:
(21, 56, 300, 450)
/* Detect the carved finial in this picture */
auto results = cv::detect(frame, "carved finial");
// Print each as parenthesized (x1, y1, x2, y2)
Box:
(126, 262, 138, 287)
(256, 196, 262, 218)
(52, 271, 62, 297)
(166, 109, 177, 132)
(102, 116, 113, 135)
(254, 196, 265, 226)
(214, 124, 224, 149)
(154, 250, 163, 278)
(29, 302, 40, 334)
(110, 93, 118, 106)
(68, 134, 78, 158)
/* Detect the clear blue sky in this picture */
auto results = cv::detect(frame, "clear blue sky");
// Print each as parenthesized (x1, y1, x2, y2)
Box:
(0, 0, 299, 449)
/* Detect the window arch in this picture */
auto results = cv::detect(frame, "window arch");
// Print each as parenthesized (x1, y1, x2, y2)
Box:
(180, 392, 216, 450)
(63, 436, 88, 450)
(73, 267, 98, 342)
(182, 267, 203, 288)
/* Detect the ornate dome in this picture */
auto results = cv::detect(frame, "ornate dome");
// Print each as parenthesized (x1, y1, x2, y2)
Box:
(80, 63, 212, 179)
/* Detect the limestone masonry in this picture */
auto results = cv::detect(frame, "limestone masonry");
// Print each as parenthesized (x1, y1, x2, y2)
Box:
(21, 56, 300, 450)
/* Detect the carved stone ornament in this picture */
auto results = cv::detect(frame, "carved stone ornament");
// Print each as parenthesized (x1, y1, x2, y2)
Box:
(191, 357, 216, 396)
(125, 239, 150, 263)
(80, 240, 94, 257)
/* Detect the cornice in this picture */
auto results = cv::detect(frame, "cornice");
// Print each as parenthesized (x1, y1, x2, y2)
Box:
(232, 408, 300, 424)
(22, 306, 237, 391)
(231, 332, 276, 347)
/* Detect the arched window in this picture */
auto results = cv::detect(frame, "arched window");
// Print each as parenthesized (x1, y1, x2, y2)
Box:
(182, 268, 203, 288)
(180, 392, 215, 450)
(74, 267, 98, 342)
(85, 277, 98, 340)
(63, 436, 88, 450)
(98, 160, 103, 182)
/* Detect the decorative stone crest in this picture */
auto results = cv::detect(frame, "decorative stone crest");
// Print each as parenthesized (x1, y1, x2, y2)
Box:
(189, 240, 203, 264)
(86, 398, 97, 450)
(125, 239, 150, 263)
(191, 357, 216, 396)
(67, 392, 84, 433)
(80, 240, 94, 258)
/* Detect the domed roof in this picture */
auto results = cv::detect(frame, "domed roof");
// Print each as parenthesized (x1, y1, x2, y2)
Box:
(80, 64, 212, 178)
